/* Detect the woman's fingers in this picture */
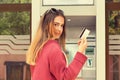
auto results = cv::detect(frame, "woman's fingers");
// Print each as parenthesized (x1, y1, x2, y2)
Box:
(78, 37, 88, 53)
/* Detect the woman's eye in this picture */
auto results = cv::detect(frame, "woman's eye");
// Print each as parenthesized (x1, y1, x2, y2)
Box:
(54, 23, 59, 27)
(54, 23, 64, 28)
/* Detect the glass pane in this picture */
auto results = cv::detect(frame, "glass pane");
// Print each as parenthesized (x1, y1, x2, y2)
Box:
(7, 65, 23, 80)
(5, 62, 25, 80)
(0, 11, 30, 54)
(0, 0, 31, 4)
(109, 55, 120, 80)
(108, 10, 120, 35)
(0, 12, 30, 35)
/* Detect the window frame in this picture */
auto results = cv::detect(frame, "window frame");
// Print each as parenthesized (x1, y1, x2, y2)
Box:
(106, 2, 120, 80)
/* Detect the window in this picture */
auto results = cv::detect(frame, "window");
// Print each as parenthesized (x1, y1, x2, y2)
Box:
(106, 1, 120, 80)
(0, 0, 31, 54)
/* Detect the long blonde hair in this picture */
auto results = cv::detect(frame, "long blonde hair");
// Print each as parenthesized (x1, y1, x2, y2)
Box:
(26, 8, 66, 65)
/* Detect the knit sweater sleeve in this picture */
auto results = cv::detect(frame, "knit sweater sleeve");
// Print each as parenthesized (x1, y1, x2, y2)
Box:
(49, 44, 87, 80)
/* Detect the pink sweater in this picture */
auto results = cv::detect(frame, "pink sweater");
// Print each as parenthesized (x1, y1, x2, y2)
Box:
(30, 40, 87, 80)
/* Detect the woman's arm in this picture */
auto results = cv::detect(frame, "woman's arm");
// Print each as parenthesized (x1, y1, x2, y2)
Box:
(49, 49, 87, 80)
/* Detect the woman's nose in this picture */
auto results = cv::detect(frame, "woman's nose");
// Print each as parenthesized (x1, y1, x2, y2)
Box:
(57, 26, 62, 30)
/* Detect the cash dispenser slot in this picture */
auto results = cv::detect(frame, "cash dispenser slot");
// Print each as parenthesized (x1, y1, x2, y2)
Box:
(85, 47, 94, 55)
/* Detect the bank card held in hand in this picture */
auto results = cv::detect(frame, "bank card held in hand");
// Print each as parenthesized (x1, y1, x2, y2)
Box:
(79, 27, 90, 39)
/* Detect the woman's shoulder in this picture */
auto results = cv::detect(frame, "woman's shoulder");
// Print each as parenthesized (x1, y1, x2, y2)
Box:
(43, 40, 62, 56)
(46, 40, 58, 45)
(44, 39, 60, 49)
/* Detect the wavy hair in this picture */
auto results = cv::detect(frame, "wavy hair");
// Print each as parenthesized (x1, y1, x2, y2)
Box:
(26, 8, 66, 65)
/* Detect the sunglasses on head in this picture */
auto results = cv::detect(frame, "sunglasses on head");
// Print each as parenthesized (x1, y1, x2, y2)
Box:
(45, 8, 63, 14)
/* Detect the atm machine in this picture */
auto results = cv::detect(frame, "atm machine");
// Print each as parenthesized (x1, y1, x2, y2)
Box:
(65, 16, 96, 80)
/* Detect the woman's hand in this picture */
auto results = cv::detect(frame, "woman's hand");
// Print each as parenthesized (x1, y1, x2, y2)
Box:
(77, 37, 87, 53)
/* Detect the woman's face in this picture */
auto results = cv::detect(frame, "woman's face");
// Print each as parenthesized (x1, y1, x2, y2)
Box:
(52, 16, 64, 39)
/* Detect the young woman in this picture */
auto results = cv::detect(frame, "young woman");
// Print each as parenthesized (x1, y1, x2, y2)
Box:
(26, 8, 87, 80)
